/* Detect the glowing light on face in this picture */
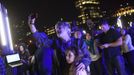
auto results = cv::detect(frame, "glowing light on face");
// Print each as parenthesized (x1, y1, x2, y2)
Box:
(86, 33, 91, 40)
(66, 50, 75, 64)
(55, 26, 62, 37)
(56, 26, 69, 39)
(0, 7, 7, 46)
(74, 31, 82, 39)
(19, 46, 24, 52)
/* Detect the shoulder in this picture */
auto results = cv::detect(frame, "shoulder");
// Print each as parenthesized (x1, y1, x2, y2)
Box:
(96, 32, 104, 39)
(33, 32, 47, 37)
(110, 28, 121, 36)
(109, 28, 118, 33)
(125, 34, 131, 38)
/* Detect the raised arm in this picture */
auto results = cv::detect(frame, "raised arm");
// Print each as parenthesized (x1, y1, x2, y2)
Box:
(28, 14, 37, 33)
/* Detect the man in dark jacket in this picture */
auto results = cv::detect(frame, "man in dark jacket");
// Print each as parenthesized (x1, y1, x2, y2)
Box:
(98, 20, 127, 75)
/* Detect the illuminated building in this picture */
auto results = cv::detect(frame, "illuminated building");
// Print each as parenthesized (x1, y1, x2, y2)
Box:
(75, 0, 103, 26)
(44, 26, 55, 36)
(113, 6, 134, 17)
(12, 21, 31, 43)
(113, 1, 134, 28)
(44, 21, 72, 36)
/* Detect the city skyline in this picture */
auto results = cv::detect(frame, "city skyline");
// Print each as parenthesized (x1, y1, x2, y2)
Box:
(1, 0, 134, 43)
(2, 0, 125, 26)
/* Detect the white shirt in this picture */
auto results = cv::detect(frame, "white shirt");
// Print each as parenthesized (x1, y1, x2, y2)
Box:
(90, 39, 101, 61)
(122, 34, 134, 53)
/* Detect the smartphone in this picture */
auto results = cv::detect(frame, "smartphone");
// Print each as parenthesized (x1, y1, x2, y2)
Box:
(31, 13, 38, 19)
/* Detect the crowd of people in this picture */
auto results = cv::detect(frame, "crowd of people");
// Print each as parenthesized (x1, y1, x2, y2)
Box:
(0, 14, 134, 75)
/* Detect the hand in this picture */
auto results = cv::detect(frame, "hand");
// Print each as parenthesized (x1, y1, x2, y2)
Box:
(21, 59, 25, 63)
(76, 63, 85, 72)
(102, 43, 110, 48)
(30, 56, 35, 64)
(28, 13, 37, 25)
(88, 46, 90, 49)
(99, 45, 104, 49)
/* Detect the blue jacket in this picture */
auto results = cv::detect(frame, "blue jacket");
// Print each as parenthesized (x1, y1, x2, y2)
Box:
(33, 32, 91, 75)
(0, 57, 6, 75)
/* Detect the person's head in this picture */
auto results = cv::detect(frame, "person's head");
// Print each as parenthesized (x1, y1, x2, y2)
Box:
(18, 43, 27, 52)
(121, 29, 127, 36)
(74, 28, 83, 39)
(100, 20, 110, 33)
(116, 27, 121, 32)
(65, 47, 77, 64)
(86, 32, 91, 41)
(19, 45, 24, 52)
(55, 21, 71, 39)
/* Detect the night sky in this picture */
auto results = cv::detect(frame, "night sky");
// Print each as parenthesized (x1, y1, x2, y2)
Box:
(2, 0, 78, 26)
(1, 0, 131, 27)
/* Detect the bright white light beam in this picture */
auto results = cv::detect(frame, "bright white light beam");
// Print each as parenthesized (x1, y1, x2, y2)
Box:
(0, 8, 7, 46)
(5, 9, 13, 50)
